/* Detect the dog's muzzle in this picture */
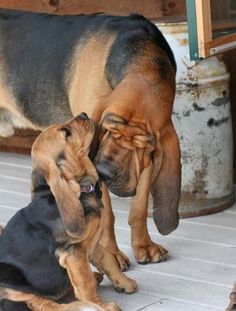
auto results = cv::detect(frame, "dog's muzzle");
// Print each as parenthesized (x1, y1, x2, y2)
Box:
(80, 184, 95, 193)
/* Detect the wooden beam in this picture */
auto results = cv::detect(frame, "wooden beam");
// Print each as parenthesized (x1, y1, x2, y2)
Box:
(0, 129, 40, 154)
(0, 0, 164, 19)
(195, 0, 212, 58)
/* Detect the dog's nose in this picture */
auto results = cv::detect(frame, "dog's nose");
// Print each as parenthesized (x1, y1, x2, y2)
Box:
(78, 112, 89, 120)
(95, 162, 116, 181)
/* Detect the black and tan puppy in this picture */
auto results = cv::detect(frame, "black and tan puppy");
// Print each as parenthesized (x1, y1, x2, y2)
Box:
(0, 114, 137, 311)
(0, 10, 181, 267)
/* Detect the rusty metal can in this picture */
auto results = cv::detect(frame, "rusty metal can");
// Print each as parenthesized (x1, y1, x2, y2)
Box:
(157, 22, 234, 217)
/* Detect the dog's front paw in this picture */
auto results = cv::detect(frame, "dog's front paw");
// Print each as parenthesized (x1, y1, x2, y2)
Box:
(133, 241, 168, 264)
(100, 302, 121, 311)
(113, 276, 138, 294)
(99, 242, 130, 272)
(112, 249, 130, 272)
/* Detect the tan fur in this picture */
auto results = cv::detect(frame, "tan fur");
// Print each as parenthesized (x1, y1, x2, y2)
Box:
(129, 163, 168, 263)
(99, 185, 130, 271)
(67, 34, 115, 120)
(2, 288, 104, 311)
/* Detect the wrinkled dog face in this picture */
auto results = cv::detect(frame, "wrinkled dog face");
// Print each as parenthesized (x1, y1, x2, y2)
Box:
(95, 113, 155, 197)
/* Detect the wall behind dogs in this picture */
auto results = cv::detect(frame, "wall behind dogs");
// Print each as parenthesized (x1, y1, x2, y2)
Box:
(0, 0, 186, 20)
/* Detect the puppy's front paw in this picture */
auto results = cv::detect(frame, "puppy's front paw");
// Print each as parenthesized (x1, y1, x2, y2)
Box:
(100, 302, 121, 311)
(113, 277, 138, 294)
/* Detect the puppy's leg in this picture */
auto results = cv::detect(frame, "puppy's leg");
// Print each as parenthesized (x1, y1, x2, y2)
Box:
(0, 287, 104, 311)
(59, 247, 120, 311)
(129, 163, 168, 264)
(0, 224, 3, 235)
(99, 184, 130, 271)
(90, 244, 137, 294)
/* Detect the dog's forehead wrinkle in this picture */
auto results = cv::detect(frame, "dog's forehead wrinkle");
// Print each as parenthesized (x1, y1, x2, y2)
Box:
(104, 113, 127, 125)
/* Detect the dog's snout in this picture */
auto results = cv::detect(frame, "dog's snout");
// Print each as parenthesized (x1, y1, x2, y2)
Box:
(78, 112, 89, 120)
(96, 162, 116, 181)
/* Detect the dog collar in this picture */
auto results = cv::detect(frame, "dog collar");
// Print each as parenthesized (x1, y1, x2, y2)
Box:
(80, 185, 95, 193)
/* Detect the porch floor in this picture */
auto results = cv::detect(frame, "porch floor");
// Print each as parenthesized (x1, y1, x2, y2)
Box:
(0, 151, 235, 311)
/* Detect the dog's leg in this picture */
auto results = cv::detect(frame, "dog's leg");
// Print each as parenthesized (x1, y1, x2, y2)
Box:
(225, 284, 236, 311)
(129, 163, 168, 264)
(90, 244, 137, 294)
(0, 224, 3, 235)
(99, 184, 130, 271)
(59, 247, 121, 311)
(0, 287, 104, 311)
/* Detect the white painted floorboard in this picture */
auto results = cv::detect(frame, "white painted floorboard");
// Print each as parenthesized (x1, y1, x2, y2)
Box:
(0, 152, 235, 310)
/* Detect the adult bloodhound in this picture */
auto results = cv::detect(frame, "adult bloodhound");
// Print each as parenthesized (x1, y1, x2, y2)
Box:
(0, 114, 136, 311)
(0, 10, 181, 267)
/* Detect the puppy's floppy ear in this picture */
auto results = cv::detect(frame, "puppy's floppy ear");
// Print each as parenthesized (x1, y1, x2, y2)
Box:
(151, 122, 181, 235)
(33, 155, 85, 238)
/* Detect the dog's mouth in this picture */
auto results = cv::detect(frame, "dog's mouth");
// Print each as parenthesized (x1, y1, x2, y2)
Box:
(78, 179, 102, 199)
(80, 184, 95, 193)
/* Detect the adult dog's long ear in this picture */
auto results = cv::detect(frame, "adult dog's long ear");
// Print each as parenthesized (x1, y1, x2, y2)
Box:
(151, 122, 181, 235)
(33, 156, 85, 238)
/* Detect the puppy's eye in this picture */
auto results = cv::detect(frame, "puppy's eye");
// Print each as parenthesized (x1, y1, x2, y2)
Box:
(60, 126, 71, 139)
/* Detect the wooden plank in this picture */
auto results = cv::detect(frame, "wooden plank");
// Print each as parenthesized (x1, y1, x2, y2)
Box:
(0, 0, 164, 19)
(206, 32, 236, 51)
(0, 175, 30, 193)
(162, 0, 186, 18)
(182, 212, 236, 229)
(0, 152, 32, 166)
(124, 270, 229, 308)
(0, 164, 31, 179)
(139, 299, 221, 311)
(97, 284, 161, 311)
(195, 0, 212, 58)
(0, 129, 40, 154)
(0, 151, 235, 310)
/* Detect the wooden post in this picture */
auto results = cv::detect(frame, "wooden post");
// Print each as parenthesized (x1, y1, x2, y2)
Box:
(195, 0, 212, 58)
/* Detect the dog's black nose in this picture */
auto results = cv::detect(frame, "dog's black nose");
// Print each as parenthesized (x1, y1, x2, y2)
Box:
(78, 112, 89, 120)
(95, 162, 116, 181)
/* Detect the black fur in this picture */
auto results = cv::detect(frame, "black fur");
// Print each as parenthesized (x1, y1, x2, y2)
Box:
(0, 176, 102, 308)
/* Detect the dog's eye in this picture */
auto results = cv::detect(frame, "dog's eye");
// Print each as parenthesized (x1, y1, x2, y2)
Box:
(60, 127, 71, 139)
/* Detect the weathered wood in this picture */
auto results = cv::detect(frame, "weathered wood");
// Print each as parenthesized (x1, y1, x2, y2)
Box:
(0, 0, 163, 19)
(162, 0, 186, 17)
(0, 129, 40, 154)
(0, 0, 187, 19)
